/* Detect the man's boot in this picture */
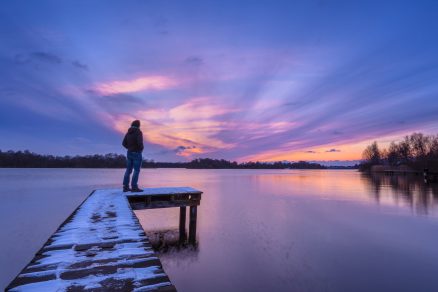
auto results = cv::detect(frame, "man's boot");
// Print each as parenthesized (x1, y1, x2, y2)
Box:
(131, 186, 143, 192)
(123, 185, 131, 192)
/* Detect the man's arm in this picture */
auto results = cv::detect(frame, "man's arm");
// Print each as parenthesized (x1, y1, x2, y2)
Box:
(122, 135, 128, 149)
(138, 131, 144, 151)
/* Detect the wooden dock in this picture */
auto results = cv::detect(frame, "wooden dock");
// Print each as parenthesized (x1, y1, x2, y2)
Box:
(424, 169, 438, 183)
(6, 187, 202, 291)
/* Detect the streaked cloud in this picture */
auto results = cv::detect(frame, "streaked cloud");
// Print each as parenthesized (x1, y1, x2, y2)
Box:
(94, 76, 177, 95)
(1, 0, 438, 161)
(184, 56, 203, 66)
(72, 60, 88, 71)
(14, 52, 62, 65)
(174, 145, 201, 157)
(30, 52, 62, 64)
(112, 97, 238, 156)
(326, 149, 341, 153)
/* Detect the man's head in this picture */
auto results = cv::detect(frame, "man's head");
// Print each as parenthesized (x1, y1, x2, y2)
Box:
(131, 120, 140, 128)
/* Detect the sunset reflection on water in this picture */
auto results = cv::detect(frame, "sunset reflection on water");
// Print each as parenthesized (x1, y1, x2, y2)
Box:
(133, 169, 438, 292)
(3, 168, 438, 291)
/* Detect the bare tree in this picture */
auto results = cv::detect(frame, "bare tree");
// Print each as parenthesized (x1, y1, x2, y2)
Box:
(398, 136, 411, 165)
(361, 133, 438, 172)
(386, 142, 400, 166)
(362, 141, 381, 165)
(409, 132, 429, 160)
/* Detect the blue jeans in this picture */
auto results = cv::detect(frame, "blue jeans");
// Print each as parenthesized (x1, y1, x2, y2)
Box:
(123, 151, 142, 188)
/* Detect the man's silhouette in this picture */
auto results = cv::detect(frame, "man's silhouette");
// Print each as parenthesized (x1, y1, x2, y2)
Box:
(122, 120, 144, 192)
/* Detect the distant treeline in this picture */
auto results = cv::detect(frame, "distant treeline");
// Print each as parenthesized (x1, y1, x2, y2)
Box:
(0, 150, 332, 169)
(360, 132, 438, 172)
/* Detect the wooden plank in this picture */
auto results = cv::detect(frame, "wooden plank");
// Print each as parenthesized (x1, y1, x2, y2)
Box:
(130, 200, 200, 210)
(126, 187, 202, 210)
(126, 187, 202, 197)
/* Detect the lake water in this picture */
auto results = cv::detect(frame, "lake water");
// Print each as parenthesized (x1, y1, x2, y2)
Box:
(1, 169, 438, 291)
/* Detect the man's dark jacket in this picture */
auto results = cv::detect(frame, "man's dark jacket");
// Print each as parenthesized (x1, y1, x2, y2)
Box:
(122, 126, 144, 152)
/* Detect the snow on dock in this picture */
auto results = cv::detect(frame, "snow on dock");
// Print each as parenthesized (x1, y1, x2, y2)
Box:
(7, 187, 203, 291)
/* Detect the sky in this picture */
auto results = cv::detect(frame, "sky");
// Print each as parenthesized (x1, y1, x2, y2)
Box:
(1, 0, 438, 163)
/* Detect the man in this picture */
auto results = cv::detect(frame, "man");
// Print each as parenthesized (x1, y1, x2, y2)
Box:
(122, 120, 144, 192)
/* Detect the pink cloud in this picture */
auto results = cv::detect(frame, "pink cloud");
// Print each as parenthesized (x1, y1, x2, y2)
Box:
(112, 97, 238, 157)
(94, 75, 177, 95)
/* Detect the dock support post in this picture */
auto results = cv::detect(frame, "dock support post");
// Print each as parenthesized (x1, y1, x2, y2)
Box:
(179, 207, 187, 240)
(189, 206, 197, 244)
(424, 168, 429, 183)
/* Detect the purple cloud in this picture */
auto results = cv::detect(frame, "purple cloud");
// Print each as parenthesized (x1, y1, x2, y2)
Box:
(325, 149, 341, 153)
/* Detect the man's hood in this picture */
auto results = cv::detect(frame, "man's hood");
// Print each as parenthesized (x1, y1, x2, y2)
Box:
(127, 126, 140, 134)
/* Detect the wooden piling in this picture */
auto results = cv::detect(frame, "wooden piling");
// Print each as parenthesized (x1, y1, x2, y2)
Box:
(189, 206, 198, 244)
(424, 168, 429, 183)
(179, 206, 187, 240)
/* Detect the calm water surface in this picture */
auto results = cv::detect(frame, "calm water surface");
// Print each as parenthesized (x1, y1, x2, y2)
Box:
(1, 169, 438, 291)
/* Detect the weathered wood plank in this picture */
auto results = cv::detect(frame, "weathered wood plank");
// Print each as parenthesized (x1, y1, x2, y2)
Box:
(126, 187, 202, 197)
